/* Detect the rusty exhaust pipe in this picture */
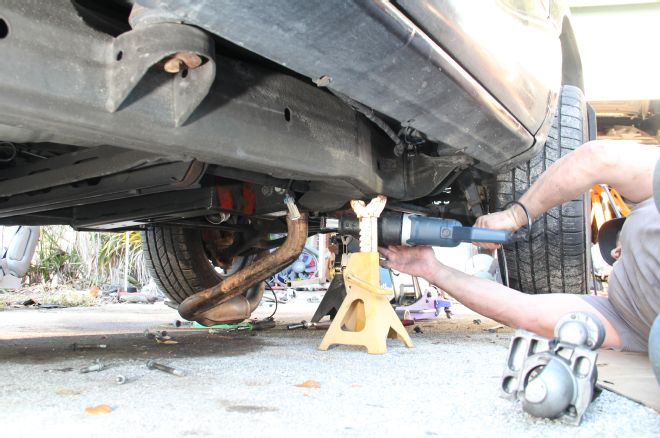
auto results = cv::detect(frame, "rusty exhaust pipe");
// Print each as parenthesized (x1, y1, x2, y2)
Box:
(178, 214, 307, 322)
(192, 283, 265, 326)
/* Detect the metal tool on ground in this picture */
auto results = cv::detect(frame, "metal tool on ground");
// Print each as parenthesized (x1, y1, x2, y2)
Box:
(288, 320, 332, 330)
(501, 312, 605, 425)
(319, 196, 414, 354)
(115, 375, 127, 385)
(79, 360, 106, 374)
(71, 343, 108, 351)
(146, 360, 185, 377)
(44, 367, 74, 373)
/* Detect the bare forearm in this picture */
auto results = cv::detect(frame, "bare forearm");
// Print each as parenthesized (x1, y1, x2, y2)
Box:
(425, 262, 534, 329)
(518, 140, 659, 222)
(381, 245, 623, 347)
(424, 262, 622, 345)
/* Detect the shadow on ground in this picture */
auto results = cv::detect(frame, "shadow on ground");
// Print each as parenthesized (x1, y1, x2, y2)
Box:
(0, 330, 268, 365)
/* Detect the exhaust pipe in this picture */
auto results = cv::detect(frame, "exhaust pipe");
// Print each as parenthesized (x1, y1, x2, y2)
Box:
(178, 214, 308, 323)
(193, 283, 265, 326)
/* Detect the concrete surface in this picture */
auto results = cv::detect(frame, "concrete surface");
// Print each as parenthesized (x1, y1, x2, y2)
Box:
(0, 297, 658, 437)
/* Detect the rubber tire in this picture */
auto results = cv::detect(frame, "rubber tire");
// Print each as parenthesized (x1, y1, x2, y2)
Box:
(141, 226, 226, 304)
(495, 85, 590, 294)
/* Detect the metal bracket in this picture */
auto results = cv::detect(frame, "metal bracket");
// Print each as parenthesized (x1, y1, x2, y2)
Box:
(106, 23, 216, 127)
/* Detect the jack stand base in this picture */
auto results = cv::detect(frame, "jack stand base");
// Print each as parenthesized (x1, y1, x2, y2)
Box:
(311, 274, 346, 323)
(319, 252, 414, 355)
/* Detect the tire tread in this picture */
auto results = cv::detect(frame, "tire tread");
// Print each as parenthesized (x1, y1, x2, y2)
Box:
(140, 227, 221, 304)
(495, 85, 589, 294)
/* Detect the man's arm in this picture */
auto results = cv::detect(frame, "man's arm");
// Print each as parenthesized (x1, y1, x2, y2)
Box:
(476, 141, 660, 237)
(378, 246, 623, 348)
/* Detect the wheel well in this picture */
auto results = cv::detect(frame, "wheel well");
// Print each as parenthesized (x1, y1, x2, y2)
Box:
(560, 17, 584, 91)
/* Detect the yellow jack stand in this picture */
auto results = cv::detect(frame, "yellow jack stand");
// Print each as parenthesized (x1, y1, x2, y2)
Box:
(318, 252, 414, 354)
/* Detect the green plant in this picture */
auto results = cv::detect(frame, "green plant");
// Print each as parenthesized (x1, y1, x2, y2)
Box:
(29, 226, 83, 284)
(94, 230, 148, 286)
(27, 226, 149, 288)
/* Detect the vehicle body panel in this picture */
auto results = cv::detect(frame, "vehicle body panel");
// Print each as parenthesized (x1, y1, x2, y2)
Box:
(137, 0, 543, 169)
(0, 0, 581, 228)
(396, 0, 562, 135)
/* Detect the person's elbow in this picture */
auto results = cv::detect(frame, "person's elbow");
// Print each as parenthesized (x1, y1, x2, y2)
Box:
(578, 140, 621, 177)
(504, 294, 555, 338)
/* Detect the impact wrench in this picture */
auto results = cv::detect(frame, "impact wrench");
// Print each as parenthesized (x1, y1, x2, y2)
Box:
(322, 211, 514, 248)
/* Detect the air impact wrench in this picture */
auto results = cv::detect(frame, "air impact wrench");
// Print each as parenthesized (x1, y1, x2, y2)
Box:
(324, 211, 512, 247)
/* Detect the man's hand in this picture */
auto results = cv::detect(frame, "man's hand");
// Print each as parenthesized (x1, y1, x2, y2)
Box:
(473, 205, 528, 250)
(378, 245, 439, 279)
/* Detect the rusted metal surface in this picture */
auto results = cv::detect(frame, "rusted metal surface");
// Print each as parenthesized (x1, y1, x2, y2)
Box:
(106, 22, 216, 127)
(172, 160, 206, 188)
(178, 214, 308, 321)
(202, 229, 237, 270)
(193, 289, 263, 326)
(163, 51, 203, 73)
(195, 254, 267, 325)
